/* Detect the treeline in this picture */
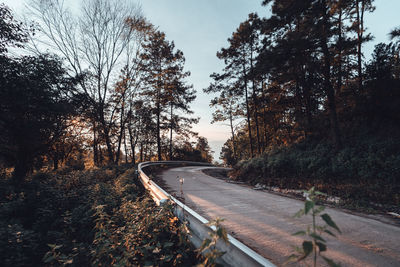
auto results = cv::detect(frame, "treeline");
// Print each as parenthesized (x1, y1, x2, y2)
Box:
(206, 0, 400, 166)
(0, 1, 213, 181)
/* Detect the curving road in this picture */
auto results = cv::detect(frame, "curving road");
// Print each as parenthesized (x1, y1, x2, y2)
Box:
(158, 166, 400, 267)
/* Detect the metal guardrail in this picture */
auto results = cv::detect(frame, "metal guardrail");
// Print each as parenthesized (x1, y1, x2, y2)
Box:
(137, 161, 275, 267)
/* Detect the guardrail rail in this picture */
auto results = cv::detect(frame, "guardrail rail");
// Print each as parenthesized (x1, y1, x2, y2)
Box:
(137, 161, 275, 267)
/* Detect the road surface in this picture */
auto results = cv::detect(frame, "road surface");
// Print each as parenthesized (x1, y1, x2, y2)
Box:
(158, 166, 400, 267)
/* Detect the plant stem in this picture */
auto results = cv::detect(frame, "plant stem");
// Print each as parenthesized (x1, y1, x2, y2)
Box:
(313, 207, 317, 267)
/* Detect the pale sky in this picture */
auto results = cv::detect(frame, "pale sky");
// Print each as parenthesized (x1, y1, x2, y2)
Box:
(2, 0, 400, 161)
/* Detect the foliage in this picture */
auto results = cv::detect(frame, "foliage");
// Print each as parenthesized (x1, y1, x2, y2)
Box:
(232, 133, 400, 207)
(91, 198, 197, 266)
(28, 0, 145, 165)
(137, 28, 198, 161)
(0, 53, 81, 180)
(209, 0, 400, 183)
(288, 187, 341, 267)
(0, 4, 28, 53)
(173, 137, 214, 163)
(0, 166, 199, 266)
(197, 218, 229, 267)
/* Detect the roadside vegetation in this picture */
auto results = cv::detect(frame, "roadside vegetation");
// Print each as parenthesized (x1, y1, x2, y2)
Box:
(289, 187, 342, 267)
(231, 133, 400, 211)
(0, 166, 199, 266)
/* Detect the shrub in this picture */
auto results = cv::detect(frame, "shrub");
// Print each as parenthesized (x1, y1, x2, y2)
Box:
(0, 166, 199, 266)
(232, 135, 400, 206)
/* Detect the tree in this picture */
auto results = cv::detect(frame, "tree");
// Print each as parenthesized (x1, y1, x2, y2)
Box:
(352, 0, 375, 92)
(363, 43, 400, 125)
(195, 137, 214, 163)
(173, 137, 213, 163)
(0, 4, 28, 53)
(138, 29, 197, 161)
(205, 80, 243, 162)
(28, 0, 144, 164)
(210, 14, 263, 157)
(390, 26, 400, 79)
(48, 122, 86, 170)
(259, 0, 348, 147)
(0, 54, 81, 180)
(165, 58, 197, 160)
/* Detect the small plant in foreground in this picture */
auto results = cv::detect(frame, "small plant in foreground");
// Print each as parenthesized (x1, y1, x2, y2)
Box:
(288, 187, 342, 267)
(197, 218, 229, 267)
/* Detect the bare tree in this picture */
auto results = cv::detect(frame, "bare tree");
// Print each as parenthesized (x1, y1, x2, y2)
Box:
(27, 0, 144, 164)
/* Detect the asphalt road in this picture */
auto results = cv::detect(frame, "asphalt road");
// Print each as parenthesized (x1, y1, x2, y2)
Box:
(159, 166, 400, 267)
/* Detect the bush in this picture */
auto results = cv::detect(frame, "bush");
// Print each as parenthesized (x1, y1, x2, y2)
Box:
(0, 166, 199, 266)
(233, 135, 400, 207)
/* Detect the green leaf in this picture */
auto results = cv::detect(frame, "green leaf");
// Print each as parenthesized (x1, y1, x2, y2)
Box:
(163, 242, 174, 248)
(43, 255, 55, 263)
(292, 230, 306, 236)
(322, 256, 342, 267)
(302, 241, 313, 258)
(216, 227, 228, 241)
(310, 232, 326, 242)
(294, 209, 305, 218)
(305, 200, 314, 215)
(321, 214, 341, 233)
(316, 241, 327, 252)
(324, 229, 336, 237)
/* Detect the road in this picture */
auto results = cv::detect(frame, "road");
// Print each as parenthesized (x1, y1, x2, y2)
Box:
(158, 166, 400, 267)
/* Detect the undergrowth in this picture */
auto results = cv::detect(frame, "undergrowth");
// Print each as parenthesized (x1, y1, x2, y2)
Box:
(0, 166, 198, 266)
(232, 134, 400, 209)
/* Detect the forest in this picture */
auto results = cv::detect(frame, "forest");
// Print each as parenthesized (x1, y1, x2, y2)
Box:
(0, 0, 213, 182)
(206, 0, 400, 209)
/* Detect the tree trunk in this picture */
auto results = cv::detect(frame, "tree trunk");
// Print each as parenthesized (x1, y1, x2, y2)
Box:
(169, 103, 173, 160)
(156, 99, 162, 161)
(243, 64, 254, 158)
(93, 121, 99, 166)
(127, 118, 137, 164)
(98, 103, 114, 164)
(356, 0, 364, 92)
(139, 142, 144, 162)
(321, 4, 342, 148)
(53, 155, 59, 170)
(337, 5, 344, 95)
(252, 81, 261, 154)
(13, 147, 29, 182)
(250, 46, 261, 155)
(260, 80, 269, 149)
(124, 131, 129, 164)
(229, 109, 237, 160)
(115, 96, 126, 165)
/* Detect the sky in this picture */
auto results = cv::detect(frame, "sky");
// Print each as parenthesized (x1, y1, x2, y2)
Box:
(3, 0, 400, 161)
